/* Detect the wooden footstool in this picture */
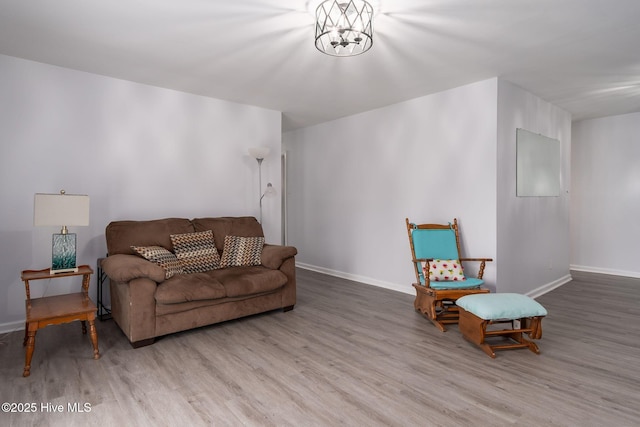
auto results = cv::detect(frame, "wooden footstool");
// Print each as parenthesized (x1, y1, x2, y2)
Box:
(456, 293, 547, 358)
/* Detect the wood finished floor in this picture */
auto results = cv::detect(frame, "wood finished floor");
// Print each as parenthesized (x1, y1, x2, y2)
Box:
(1, 269, 639, 426)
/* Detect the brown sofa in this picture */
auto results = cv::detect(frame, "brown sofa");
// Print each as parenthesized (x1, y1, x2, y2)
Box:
(101, 216, 297, 347)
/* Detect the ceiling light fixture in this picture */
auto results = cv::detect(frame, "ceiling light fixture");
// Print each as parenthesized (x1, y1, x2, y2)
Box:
(314, 0, 374, 57)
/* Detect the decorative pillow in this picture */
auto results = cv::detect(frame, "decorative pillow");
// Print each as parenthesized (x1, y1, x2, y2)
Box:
(423, 259, 466, 282)
(170, 230, 221, 274)
(220, 236, 265, 268)
(131, 245, 184, 280)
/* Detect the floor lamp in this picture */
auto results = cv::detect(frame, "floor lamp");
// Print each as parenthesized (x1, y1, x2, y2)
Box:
(248, 147, 275, 224)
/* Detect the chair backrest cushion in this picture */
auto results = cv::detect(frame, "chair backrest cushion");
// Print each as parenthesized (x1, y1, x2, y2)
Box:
(411, 227, 460, 284)
(412, 228, 459, 259)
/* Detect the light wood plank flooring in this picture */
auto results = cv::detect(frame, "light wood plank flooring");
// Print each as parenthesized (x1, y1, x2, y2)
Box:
(1, 269, 639, 426)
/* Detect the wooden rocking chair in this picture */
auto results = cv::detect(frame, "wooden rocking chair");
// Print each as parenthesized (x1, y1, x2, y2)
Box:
(406, 218, 492, 331)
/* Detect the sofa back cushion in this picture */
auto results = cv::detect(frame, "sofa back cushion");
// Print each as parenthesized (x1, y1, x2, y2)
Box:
(106, 218, 194, 255)
(192, 217, 264, 253)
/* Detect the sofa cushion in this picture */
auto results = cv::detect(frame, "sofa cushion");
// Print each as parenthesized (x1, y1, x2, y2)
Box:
(131, 245, 184, 279)
(106, 218, 194, 256)
(208, 266, 287, 298)
(170, 230, 221, 273)
(220, 236, 265, 268)
(155, 272, 226, 304)
(192, 217, 264, 253)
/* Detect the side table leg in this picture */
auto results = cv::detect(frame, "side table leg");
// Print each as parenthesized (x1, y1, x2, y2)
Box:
(23, 326, 37, 377)
(88, 319, 100, 360)
(23, 322, 28, 346)
(81, 320, 87, 334)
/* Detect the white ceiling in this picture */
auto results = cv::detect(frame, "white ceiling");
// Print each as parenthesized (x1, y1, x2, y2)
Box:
(1, 0, 639, 131)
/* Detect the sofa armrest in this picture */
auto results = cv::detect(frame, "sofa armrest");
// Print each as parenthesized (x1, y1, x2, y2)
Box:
(261, 244, 298, 270)
(110, 277, 157, 344)
(101, 254, 166, 283)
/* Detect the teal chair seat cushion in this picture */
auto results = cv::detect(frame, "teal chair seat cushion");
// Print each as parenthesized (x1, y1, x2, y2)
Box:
(456, 293, 547, 320)
(427, 277, 484, 290)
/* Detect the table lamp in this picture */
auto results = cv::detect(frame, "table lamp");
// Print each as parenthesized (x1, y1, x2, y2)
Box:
(34, 190, 90, 274)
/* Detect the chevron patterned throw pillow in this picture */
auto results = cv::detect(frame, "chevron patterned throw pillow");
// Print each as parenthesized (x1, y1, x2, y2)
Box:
(170, 230, 221, 273)
(131, 245, 184, 279)
(220, 235, 265, 268)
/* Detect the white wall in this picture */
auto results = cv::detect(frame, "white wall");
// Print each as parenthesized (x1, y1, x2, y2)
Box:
(0, 54, 282, 331)
(496, 80, 572, 295)
(284, 78, 574, 297)
(283, 79, 499, 294)
(571, 112, 640, 278)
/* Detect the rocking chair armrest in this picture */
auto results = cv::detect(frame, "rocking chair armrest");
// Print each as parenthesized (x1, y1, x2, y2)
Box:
(414, 257, 492, 264)
(411, 258, 433, 286)
(459, 257, 493, 279)
(459, 257, 493, 262)
(413, 257, 493, 281)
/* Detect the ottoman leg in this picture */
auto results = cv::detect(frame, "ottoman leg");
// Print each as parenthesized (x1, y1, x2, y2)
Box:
(526, 340, 540, 354)
(512, 331, 540, 355)
(479, 342, 496, 359)
(459, 308, 495, 357)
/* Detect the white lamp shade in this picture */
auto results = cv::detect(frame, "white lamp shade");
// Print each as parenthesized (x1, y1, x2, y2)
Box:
(248, 146, 271, 160)
(265, 183, 276, 196)
(34, 193, 90, 227)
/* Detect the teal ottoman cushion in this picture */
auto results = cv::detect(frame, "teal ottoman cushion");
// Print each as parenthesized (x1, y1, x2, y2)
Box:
(456, 293, 547, 320)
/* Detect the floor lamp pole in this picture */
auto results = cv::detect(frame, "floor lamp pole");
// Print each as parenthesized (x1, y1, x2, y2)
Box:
(257, 157, 264, 224)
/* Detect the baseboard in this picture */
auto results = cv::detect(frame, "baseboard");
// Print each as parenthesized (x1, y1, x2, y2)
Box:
(297, 263, 414, 295)
(570, 264, 640, 279)
(297, 263, 575, 298)
(526, 274, 572, 299)
(0, 320, 25, 335)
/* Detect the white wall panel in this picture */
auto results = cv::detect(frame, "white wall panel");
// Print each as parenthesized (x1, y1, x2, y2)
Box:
(0, 54, 281, 329)
(284, 79, 499, 293)
(496, 80, 572, 294)
(571, 112, 640, 277)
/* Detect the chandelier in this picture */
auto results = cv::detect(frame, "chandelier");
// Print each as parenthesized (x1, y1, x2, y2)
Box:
(314, 0, 374, 57)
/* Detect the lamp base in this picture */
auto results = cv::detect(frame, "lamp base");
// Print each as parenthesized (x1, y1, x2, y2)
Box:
(52, 233, 77, 273)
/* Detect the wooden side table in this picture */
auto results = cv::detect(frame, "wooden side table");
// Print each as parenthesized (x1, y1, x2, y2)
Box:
(21, 265, 100, 377)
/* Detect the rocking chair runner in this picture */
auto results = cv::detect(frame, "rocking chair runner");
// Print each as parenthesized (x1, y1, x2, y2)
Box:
(406, 218, 492, 331)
